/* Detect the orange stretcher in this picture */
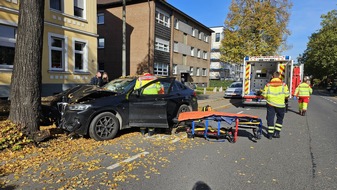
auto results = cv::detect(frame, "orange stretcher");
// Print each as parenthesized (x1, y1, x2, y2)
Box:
(178, 111, 262, 143)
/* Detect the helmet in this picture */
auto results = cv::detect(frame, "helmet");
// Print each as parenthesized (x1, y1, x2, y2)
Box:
(304, 76, 310, 82)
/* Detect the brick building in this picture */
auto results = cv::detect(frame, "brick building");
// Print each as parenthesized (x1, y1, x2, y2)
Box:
(97, 0, 212, 86)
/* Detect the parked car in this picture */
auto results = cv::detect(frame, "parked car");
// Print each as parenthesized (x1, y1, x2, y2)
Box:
(224, 81, 243, 98)
(54, 76, 198, 141)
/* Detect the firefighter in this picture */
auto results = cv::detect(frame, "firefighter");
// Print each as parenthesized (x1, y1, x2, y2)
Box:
(295, 76, 313, 116)
(135, 68, 162, 136)
(262, 72, 290, 139)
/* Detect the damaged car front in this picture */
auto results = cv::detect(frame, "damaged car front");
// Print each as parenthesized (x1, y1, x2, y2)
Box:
(57, 77, 136, 140)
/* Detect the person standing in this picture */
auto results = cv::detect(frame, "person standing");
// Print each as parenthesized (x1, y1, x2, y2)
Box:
(134, 68, 159, 136)
(262, 72, 290, 139)
(295, 76, 313, 116)
(101, 72, 109, 86)
(90, 71, 102, 86)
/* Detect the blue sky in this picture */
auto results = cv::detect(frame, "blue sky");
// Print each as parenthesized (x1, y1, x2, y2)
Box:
(167, 0, 337, 62)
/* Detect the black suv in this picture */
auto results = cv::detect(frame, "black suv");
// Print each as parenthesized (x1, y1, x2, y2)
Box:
(56, 77, 198, 141)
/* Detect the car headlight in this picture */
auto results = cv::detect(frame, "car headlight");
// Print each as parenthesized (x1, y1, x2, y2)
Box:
(68, 104, 91, 111)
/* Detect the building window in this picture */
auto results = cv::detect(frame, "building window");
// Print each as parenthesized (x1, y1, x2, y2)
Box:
(98, 38, 104, 48)
(155, 37, 169, 52)
(73, 40, 87, 72)
(199, 32, 203, 40)
(173, 64, 177, 75)
(97, 13, 104, 24)
(203, 51, 208, 59)
(202, 68, 207, 76)
(6, 0, 18, 4)
(174, 18, 179, 29)
(190, 67, 194, 76)
(50, 0, 63, 12)
(173, 41, 178, 52)
(204, 35, 209, 42)
(197, 49, 201, 58)
(0, 24, 16, 69)
(196, 67, 200, 76)
(74, 0, 85, 18)
(192, 29, 197, 37)
(191, 47, 194, 57)
(155, 9, 170, 27)
(215, 33, 220, 42)
(154, 62, 169, 76)
(49, 34, 67, 71)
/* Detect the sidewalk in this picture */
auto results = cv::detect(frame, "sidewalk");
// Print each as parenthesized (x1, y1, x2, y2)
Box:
(197, 91, 226, 110)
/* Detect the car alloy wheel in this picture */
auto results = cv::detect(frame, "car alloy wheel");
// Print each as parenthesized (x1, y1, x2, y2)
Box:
(89, 112, 119, 141)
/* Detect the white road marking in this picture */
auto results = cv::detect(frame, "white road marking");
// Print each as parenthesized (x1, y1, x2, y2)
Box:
(106, 152, 149, 170)
(145, 134, 171, 140)
(170, 135, 187, 143)
(321, 96, 337, 104)
(237, 111, 243, 114)
(246, 108, 251, 110)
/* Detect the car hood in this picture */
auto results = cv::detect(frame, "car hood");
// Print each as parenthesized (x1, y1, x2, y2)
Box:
(64, 85, 118, 103)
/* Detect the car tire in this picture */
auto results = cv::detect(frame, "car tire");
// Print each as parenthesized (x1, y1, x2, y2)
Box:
(89, 112, 119, 141)
(170, 104, 192, 130)
(177, 104, 192, 115)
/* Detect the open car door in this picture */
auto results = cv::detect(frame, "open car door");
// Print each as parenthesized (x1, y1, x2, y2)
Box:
(128, 77, 175, 128)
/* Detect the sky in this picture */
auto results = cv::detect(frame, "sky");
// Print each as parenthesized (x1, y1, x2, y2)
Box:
(167, 0, 337, 62)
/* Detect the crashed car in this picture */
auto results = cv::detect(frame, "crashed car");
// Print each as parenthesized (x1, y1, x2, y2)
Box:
(55, 76, 198, 141)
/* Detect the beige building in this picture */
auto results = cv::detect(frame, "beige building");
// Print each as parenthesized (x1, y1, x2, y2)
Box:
(0, 0, 98, 98)
(97, 0, 212, 86)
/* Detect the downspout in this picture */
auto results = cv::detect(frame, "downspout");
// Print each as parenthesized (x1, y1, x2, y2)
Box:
(148, 0, 151, 71)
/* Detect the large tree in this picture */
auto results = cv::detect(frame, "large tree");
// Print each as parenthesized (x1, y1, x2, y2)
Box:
(220, 0, 292, 64)
(301, 9, 337, 79)
(9, 0, 45, 141)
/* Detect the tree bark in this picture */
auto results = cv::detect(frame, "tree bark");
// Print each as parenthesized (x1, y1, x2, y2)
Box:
(9, 0, 45, 140)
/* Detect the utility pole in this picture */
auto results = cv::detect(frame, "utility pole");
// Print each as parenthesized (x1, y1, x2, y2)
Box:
(122, 0, 126, 76)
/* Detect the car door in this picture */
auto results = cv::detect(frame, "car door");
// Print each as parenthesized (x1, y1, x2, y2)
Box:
(128, 77, 175, 128)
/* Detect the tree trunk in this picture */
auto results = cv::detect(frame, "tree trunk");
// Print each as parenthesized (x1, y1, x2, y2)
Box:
(9, 0, 45, 141)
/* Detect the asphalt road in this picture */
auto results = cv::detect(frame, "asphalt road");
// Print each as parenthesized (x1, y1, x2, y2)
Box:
(2, 91, 337, 190)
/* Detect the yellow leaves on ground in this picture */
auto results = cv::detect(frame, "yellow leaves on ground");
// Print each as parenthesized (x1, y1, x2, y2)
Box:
(0, 126, 204, 189)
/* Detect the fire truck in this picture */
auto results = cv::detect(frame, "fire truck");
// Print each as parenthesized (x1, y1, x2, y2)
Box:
(241, 55, 303, 105)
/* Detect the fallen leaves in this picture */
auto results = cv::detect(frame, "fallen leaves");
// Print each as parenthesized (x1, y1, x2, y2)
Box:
(0, 124, 203, 189)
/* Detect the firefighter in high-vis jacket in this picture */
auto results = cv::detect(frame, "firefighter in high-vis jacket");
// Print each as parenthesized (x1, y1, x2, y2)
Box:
(295, 76, 313, 116)
(262, 72, 290, 139)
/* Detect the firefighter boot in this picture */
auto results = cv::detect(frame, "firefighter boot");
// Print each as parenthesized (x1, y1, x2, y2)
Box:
(302, 110, 306, 116)
(273, 131, 280, 138)
(299, 110, 302, 115)
(140, 128, 146, 136)
(267, 133, 273, 140)
(148, 128, 155, 136)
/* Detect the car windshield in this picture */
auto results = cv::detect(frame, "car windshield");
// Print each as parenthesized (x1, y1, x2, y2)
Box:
(102, 78, 135, 93)
(230, 83, 242, 88)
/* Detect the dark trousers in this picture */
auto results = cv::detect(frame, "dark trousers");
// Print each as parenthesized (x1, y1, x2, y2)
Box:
(266, 104, 285, 130)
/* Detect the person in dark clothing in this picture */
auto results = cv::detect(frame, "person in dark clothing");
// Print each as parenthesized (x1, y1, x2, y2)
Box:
(101, 72, 109, 86)
(90, 71, 102, 86)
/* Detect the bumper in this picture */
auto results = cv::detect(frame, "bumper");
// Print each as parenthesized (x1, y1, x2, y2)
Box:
(58, 110, 93, 135)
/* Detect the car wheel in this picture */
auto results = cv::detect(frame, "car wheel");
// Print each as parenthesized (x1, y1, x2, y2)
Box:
(89, 112, 119, 141)
(177, 104, 192, 115)
(169, 105, 192, 130)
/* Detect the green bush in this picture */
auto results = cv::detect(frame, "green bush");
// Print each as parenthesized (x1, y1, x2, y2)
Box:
(209, 80, 233, 88)
(195, 80, 234, 92)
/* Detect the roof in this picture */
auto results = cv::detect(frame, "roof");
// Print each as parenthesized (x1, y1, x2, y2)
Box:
(97, 0, 213, 33)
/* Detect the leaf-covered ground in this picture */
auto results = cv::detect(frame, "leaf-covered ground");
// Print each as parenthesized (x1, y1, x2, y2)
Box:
(0, 121, 203, 189)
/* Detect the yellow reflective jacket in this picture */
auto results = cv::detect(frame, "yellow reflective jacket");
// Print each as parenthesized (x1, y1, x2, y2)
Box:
(262, 78, 290, 108)
(295, 82, 312, 98)
(134, 74, 161, 95)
